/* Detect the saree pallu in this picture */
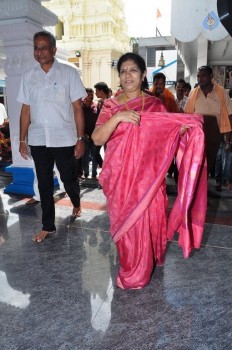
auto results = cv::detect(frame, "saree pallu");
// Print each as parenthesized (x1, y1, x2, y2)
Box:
(97, 98, 207, 289)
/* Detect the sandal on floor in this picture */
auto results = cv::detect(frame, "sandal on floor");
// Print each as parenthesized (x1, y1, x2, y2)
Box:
(72, 206, 81, 218)
(32, 230, 56, 243)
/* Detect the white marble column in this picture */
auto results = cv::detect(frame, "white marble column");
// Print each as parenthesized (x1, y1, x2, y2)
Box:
(196, 35, 208, 70)
(0, 0, 57, 194)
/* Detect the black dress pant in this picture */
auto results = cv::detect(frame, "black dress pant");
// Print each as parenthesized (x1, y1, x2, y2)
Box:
(203, 115, 221, 176)
(30, 146, 80, 231)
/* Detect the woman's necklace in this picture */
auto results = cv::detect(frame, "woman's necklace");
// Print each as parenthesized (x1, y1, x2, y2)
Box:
(123, 91, 145, 112)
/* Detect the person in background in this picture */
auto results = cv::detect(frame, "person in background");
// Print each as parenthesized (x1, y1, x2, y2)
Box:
(225, 143, 232, 191)
(150, 72, 178, 112)
(224, 88, 232, 191)
(0, 103, 11, 163)
(0, 103, 8, 126)
(229, 89, 232, 100)
(167, 79, 188, 182)
(94, 81, 111, 164)
(184, 82, 192, 97)
(18, 30, 87, 243)
(175, 79, 188, 112)
(185, 65, 232, 180)
(151, 74, 178, 180)
(214, 86, 232, 189)
(94, 82, 111, 107)
(81, 88, 98, 179)
(0, 102, 10, 138)
(92, 52, 207, 290)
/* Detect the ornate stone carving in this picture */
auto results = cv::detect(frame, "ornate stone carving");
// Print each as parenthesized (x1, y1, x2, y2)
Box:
(42, 0, 130, 90)
(0, 0, 57, 27)
(4, 53, 36, 76)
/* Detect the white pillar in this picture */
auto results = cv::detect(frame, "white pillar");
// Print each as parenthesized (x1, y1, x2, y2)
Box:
(196, 35, 208, 70)
(0, 0, 57, 194)
(189, 36, 208, 87)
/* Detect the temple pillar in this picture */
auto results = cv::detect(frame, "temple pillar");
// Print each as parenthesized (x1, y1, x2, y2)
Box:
(0, 0, 57, 194)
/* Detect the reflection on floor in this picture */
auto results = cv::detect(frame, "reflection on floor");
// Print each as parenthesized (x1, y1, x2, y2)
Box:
(0, 176, 232, 350)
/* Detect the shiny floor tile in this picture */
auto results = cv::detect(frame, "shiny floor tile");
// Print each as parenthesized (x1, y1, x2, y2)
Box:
(0, 182, 232, 350)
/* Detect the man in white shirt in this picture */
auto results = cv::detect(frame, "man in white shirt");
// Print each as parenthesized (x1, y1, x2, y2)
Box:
(18, 30, 87, 242)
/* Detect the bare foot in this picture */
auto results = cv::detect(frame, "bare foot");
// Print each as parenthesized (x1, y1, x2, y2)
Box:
(32, 230, 55, 243)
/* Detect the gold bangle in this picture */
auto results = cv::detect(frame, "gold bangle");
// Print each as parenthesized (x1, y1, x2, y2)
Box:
(19, 140, 26, 143)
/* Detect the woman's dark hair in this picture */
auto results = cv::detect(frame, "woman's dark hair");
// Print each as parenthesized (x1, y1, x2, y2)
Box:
(117, 52, 146, 74)
(117, 52, 147, 91)
(34, 31, 56, 48)
(143, 76, 149, 90)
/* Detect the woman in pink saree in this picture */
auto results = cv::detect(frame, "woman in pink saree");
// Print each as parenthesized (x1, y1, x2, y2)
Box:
(92, 53, 207, 290)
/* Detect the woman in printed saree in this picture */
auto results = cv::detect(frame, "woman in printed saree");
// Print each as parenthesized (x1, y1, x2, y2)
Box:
(92, 53, 207, 290)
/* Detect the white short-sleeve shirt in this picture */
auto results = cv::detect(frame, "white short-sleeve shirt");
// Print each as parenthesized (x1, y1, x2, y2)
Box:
(17, 59, 87, 147)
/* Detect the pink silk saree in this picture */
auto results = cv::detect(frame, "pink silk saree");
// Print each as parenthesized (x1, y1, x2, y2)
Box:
(97, 95, 207, 289)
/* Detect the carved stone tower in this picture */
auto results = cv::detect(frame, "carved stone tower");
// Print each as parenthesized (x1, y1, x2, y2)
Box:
(43, 0, 131, 91)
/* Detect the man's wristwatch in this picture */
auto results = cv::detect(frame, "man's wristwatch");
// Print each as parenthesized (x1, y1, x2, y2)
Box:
(76, 136, 85, 142)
